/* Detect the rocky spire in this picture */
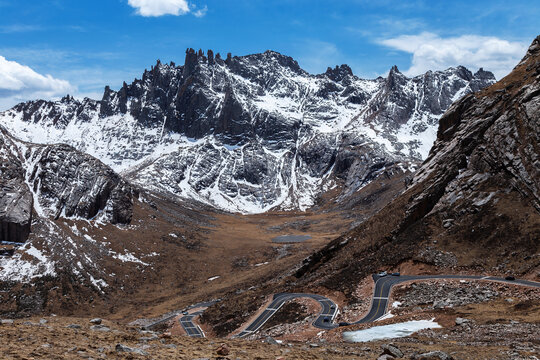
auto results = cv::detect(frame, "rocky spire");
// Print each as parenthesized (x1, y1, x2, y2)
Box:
(183, 48, 198, 78)
(207, 49, 214, 65)
(474, 67, 496, 81)
(117, 81, 129, 113)
(385, 65, 406, 91)
(325, 64, 353, 82)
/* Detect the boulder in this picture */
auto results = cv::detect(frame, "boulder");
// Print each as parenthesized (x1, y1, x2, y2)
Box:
(381, 343, 404, 358)
(216, 343, 230, 356)
(265, 336, 279, 345)
(90, 325, 110, 332)
(115, 344, 148, 356)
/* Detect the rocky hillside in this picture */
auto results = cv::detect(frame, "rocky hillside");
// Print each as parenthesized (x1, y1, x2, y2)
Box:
(0, 125, 138, 303)
(295, 35, 540, 294)
(0, 50, 494, 213)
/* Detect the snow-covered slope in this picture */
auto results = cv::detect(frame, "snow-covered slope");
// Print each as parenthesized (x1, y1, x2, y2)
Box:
(0, 49, 495, 213)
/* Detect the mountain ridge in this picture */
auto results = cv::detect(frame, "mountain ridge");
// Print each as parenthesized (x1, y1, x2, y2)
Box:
(0, 49, 495, 213)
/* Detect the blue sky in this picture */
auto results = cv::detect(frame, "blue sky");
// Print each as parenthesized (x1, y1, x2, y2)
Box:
(0, 0, 538, 110)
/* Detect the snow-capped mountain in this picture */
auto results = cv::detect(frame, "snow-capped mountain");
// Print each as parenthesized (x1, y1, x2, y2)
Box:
(0, 49, 495, 213)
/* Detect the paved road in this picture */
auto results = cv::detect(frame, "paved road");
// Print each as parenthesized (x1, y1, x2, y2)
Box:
(235, 293, 339, 338)
(356, 275, 540, 325)
(178, 301, 217, 338)
(180, 310, 206, 337)
(180, 275, 540, 338)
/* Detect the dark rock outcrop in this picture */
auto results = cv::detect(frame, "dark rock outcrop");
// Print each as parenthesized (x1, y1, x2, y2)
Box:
(25, 143, 133, 223)
(0, 126, 133, 233)
(0, 128, 33, 243)
(325, 64, 354, 82)
(0, 183, 32, 244)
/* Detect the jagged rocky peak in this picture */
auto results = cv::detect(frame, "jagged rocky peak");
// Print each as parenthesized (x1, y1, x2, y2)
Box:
(0, 47, 497, 213)
(184, 48, 199, 76)
(385, 65, 408, 90)
(325, 64, 354, 82)
(474, 67, 496, 81)
(259, 50, 304, 73)
(451, 65, 475, 81)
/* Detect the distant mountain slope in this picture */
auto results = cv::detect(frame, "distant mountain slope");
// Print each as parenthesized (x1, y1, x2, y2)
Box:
(295, 35, 540, 294)
(0, 50, 494, 213)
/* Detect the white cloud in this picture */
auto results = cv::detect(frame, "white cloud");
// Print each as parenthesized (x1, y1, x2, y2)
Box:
(128, 0, 190, 17)
(193, 5, 208, 18)
(0, 55, 73, 110)
(379, 32, 528, 79)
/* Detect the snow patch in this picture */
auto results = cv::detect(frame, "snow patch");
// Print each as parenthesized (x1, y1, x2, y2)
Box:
(376, 312, 395, 321)
(110, 251, 149, 266)
(0, 244, 56, 282)
(343, 319, 442, 342)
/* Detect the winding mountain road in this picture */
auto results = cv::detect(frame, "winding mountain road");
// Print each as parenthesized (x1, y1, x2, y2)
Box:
(180, 275, 540, 338)
(235, 293, 339, 338)
(180, 310, 206, 337)
(178, 301, 217, 338)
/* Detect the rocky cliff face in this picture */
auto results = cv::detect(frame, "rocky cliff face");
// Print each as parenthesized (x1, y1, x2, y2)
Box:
(24, 143, 133, 224)
(0, 126, 133, 244)
(0, 131, 32, 243)
(294, 36, 540, 293)
(0, 50, 495, 213)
